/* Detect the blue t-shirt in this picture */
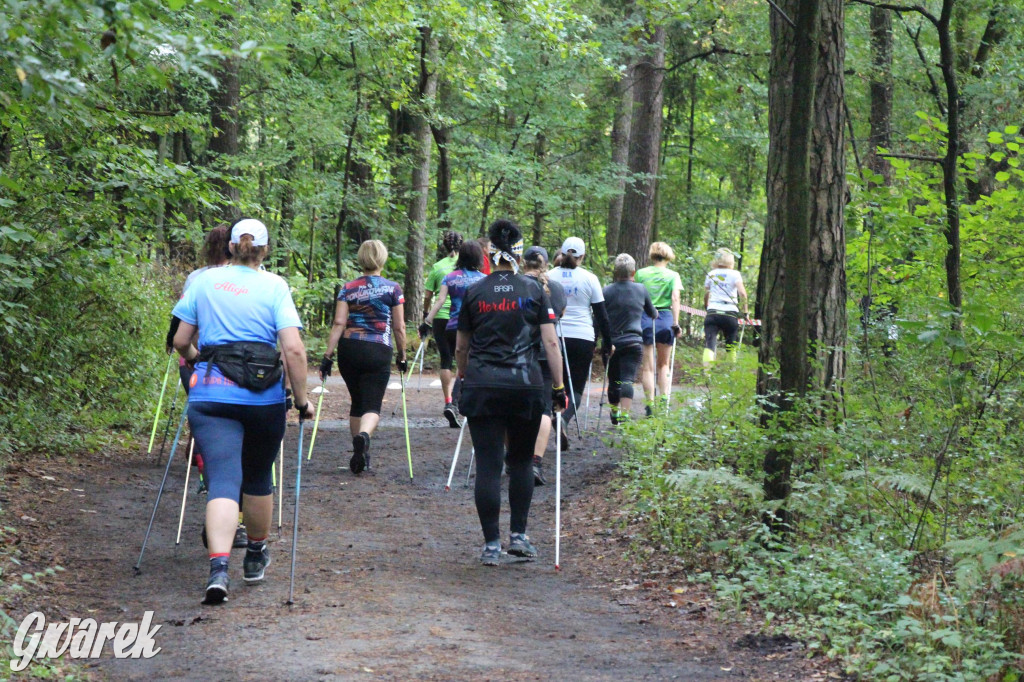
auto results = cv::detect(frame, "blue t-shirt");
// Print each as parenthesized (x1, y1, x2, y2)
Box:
(171, 265, 302, 405)
(443, 269, 486, 331)
(339, 275, 405, 346)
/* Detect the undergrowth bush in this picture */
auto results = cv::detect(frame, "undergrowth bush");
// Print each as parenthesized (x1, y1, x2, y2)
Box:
(616, 343, 1024, 680)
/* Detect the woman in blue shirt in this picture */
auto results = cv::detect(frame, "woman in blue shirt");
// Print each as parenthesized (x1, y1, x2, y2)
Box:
(173, 218, 314, 605)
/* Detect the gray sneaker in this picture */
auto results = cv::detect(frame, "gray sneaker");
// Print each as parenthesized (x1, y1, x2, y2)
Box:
(508, 533, 537, 559)
(243, 543, 271, 583)
(480, 541, 502, 566)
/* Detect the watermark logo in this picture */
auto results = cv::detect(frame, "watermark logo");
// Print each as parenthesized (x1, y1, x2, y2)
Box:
(9, 611, 162, 672)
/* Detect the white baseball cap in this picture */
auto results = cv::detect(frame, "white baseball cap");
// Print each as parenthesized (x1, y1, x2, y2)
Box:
(231, 219, 269, 247)
(560, 236, 586, 257)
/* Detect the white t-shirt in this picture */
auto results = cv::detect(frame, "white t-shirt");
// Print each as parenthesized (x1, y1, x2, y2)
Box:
(551, 266, 604, 341)
(705, 268, 742, 312)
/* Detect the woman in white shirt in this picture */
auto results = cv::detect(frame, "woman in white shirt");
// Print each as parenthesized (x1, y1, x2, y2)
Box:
(703, 248, 749, 366)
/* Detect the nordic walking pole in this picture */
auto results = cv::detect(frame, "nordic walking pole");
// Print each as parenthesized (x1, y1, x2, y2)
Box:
(445, 418, 468, 491)
(148, 355, 174, 454)
(277, 438, 284, 532)
(554, 410, 564, 568)
(154, 380, 182, 463)
(556, 323, 582, 440)
(400, 367, 414, 479)
(135, 398, 189, 572)
(582, 360, 594, 432)
(596, 365, 608, 434)
(665, 339, 678, 408)
(414, 339, 426, 391)
(465, 448, 475, 488)
(305, 388, 326, 461)
(287, 414, 306, 605)
(175, 438, 195, 546)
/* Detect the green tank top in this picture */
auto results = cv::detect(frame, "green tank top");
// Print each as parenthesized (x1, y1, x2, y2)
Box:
(425, 255, 457, 319)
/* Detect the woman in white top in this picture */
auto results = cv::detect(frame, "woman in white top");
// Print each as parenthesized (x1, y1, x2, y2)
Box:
(549, 237, 612, 447)
(703, 248, 749, 366)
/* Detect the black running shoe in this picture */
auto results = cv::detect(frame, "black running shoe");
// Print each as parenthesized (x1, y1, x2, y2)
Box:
(243, 544, 271, 583)
(480, 542, 502, 566)
(444, 403, 459, 429)
(533, 456, 546, 486)
(508, 533, 537, 559)
(350, 432, 369, 474)
(203, 569, 229, 605)
(645, 404, 653, 418)
(233, 524, 248, 548)
(610, 408, 619, 426)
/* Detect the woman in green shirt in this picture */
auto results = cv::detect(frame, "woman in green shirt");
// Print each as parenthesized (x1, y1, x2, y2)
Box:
(636, 242, 682, 414)
(419, 230, 463, 427)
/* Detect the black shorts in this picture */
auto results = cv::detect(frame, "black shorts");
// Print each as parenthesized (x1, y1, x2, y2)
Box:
(459, 385, 546, 422)
(337, 337, 393, 416)
(433, 317, 454, 370)
(704, 312, 739, 351)
(608, 343, 643, 398)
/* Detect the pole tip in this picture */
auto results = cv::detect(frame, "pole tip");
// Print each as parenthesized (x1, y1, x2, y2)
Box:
(555, 565, 561, 571)
(444, 485, 450, 491)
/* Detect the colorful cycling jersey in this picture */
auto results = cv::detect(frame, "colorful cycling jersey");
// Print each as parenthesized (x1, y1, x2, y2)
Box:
(443, 269, 486, 331)
(171, 265, 301, 406)
(425, 255, 457, 320)
(635, 265, 682, 310)
(339, 275, 405, 346)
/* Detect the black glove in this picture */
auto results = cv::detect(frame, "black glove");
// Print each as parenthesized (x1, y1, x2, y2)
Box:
(671, 324, 682, 338)
(319, 355, 333, 381)
(418, 321, 432, 338)
(552, 385, 568, 413)
(294, 401, 310, 420)
(285, 388, 293, 411)
(397, 358, 409, 374)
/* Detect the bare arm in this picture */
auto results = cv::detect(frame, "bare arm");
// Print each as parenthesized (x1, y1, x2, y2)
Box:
(278, 326, 311, 413)
(392, 303, 407, 362)
(425, 285, 449, 325)
(323, 300, 348, 359)
(737, 277, 749, 317)
(540, 324, 564, 388)
(422, 290, 434, 317)
(455, 330, 470, 378)
(704, 289, 710, 310)
(671, 287, 681, 326)
(173, 321, 199, 362)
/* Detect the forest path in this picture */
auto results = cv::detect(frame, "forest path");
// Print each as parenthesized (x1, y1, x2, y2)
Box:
(5, 370, 820, 680)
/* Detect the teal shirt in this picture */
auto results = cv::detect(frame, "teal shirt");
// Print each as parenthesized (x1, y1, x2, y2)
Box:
(425, 255, 457, 320)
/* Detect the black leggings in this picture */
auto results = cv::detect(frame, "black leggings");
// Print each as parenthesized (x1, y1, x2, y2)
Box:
(468, 413, 542, 543)
(337, 337, 392, 416)
(704, 313, 739, 352)
(561, 337, 595, 425)
(433, 317, 454, 370)
(607, 343, 642, 404)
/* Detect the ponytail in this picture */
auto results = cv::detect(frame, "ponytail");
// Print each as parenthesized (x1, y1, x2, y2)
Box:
(232, 234, 266, 266)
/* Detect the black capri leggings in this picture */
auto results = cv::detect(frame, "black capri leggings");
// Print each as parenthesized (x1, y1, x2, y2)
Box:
(337, 337, 393, 416)
(433, 317, 454, 370)
(468, 410, 542, 543)
(607, 343, 643, 405)
(561, 337, 595, 425)
(704, 312, 739, 352)
(188, 401, 286, 501)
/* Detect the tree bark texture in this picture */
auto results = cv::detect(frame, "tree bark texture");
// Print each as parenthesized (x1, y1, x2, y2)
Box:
(867, 6, 893, 185)
(606, 68, 634, 257)
(403, 27, 439, 325)
(208, 53, 241, 222)
(757, 0, 846, 407)
(618, 25, 665, 269)
(432, 124, 451, 232)
(533, 133, 546, 246)
(936, 0, 961, 324)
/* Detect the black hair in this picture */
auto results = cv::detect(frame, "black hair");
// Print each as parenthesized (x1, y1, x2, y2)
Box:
(487, 218, 522, 254)
(455, 240, 484, 271)
(560, 252, 581, 269)
(442, 230, 463, 255)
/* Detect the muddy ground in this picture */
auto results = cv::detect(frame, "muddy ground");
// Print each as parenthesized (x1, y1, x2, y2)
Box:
(3, 371, 834, 680)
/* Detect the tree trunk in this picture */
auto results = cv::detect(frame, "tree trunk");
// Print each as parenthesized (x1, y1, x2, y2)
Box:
(618, 24, 665, 269)
(867, 6, 893, 185)
(208, 46, 241, 222)
(403, 26, 439, 325)
(533, 133, 546, 246)
(278, 146, 298, 272)
(606, 67, 634, 257)
(432, 124, 451, 233)
(759, 0, 846, 512)
(936, 0, 961, 325)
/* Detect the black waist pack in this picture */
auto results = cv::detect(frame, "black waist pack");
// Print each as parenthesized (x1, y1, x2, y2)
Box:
(196, 342, 283, 391)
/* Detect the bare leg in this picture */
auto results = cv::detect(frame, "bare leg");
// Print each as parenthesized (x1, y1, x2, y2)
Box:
(440, 369, 453, 403)
(205, 498, 239, 554)
(534, 414, 552, 460)
(349, 416, 361, 437)
(641, 344, 656, 400)
(656, 343, 673, 398)
(359, 412, 381, 437)
(241, 493, 272, 540)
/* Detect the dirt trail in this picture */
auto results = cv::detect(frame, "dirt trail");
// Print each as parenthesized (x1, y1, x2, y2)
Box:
(4, 371, 823, 680)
